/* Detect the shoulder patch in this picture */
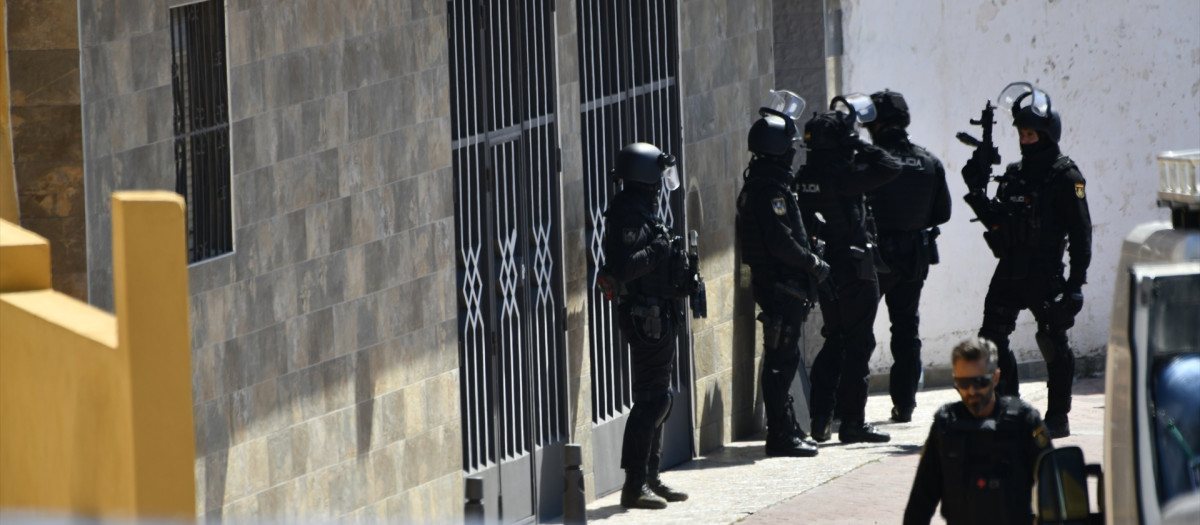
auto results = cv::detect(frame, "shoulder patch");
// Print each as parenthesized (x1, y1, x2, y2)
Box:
(771, 197, 787, 216)
(1034, 426, 1050, 448)
(623, 228, 638, 245)
(1074, 183, 1085, 199)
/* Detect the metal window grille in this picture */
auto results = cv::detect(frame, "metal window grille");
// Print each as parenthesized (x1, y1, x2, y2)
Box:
(450, 0, 567, 475)
(580, 0, 687, 423)
(170, 0, 232, 263)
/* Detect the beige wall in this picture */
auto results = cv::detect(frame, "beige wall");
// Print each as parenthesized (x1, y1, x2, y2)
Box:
(0, 192, 194, 519)
(76, 1, 462, 521)
(6, 0, 87, 301)
(677, 0, 779, 451)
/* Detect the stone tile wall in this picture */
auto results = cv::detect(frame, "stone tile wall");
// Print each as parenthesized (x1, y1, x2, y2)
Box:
(80, 0, 460, 522)
(773, 0, 828, 113)
(8, 0, 87, 300)
(678, 0, 777, 452)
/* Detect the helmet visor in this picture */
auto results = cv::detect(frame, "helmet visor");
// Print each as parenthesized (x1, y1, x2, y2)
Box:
(830, 93, 877, 124)
(662, 166, 680, 191)
(761, 90, 807, 122)
(998, 81, 1050, 117)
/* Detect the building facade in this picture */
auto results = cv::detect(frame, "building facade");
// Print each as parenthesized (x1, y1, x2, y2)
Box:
(60, 0, 800, 522)
(11, 0, 1193, 522)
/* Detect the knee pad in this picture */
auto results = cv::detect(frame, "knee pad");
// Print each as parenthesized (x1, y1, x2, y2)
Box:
(980, 318, 1017, 341)
(978, 327, 1012, 352)
(1036, 331, 1070, 365)
(631, 391, 673, 427)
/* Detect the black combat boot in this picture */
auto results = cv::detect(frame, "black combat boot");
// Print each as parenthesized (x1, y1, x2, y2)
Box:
(839, 422, 891, 443)
(766, 396, 820, 456)
(890, 405, 914, 423)
(766, 431, 820, 457)
(1044, 414, 1070, 439)
(810, 415, 833, 442)
(620, 472, 668, 509)
(647, 470, 688, 502)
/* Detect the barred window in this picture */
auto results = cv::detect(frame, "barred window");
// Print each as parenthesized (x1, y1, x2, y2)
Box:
(170, 0, 232, 263)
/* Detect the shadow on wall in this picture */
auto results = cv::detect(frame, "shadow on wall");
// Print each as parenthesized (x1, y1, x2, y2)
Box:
(731, 250, 763, 440)
(0, 192, 196, 520)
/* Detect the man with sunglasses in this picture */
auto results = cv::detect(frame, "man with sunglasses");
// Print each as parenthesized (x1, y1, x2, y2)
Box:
(903, 337, 1053, 525)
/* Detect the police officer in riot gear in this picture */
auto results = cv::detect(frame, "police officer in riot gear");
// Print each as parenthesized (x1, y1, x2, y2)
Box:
(961, 82, 1092, 438)
(864, 90, 952, 423)
(794, 95, 902, 443)
(904, 337, 1053, 525)
(737, 90, 826, 458)
(602, 142, 693, 509)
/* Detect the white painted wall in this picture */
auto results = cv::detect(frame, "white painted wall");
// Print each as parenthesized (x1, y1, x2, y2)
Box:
(838, 0, 1200, 374)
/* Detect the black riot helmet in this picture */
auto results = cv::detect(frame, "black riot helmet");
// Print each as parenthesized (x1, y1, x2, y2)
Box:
(803, 111, 853, 150)
(805, 93, 875, 150)
(869, 89, 910, 129)
(748, 90, 806, 167)
(748, 114, 796, 157)
(999, 81, 1062, 143)
(613, 142, 679, 190)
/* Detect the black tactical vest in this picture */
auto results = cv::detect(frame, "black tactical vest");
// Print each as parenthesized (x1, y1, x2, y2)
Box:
(935, 399, 1039, 525)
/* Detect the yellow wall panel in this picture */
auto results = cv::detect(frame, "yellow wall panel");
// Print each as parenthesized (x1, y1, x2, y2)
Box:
(0, 192, 195, 519)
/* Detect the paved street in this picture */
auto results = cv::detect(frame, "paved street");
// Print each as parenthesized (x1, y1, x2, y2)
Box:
(579, 376, 1106, 525)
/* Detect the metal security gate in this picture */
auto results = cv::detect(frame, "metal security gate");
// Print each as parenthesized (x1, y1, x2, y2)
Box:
(170, 0, 233, 263)
(450, 1, 568, 523)
(578, 0, 693, 497)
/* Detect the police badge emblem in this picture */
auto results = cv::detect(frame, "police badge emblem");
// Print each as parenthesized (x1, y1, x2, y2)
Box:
(1074, 183, 1085, 199)
(1034, 427, 1049, 448)
(771, 197, 786, 216)
(623, 229, 638, 245)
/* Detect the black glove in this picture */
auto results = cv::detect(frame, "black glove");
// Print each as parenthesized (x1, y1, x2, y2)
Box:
(649, 234, 672, 255)
(852, 139, 884, 161)
(961, 150, 990, 192)
(807, 253, 830, 283)
(1046, 289, 1084, 327)
(669, 237, 697, 294)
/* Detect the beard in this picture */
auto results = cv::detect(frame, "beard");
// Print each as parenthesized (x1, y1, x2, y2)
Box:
(963, 389, 994, 418)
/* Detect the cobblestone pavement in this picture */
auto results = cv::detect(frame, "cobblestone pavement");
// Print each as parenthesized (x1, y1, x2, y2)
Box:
(578, 376, 1106, 525)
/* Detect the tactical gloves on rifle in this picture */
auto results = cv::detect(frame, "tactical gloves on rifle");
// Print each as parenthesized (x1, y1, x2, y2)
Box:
(961, 149, 992, 193)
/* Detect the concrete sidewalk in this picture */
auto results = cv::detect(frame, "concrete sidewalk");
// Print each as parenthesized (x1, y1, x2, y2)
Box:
(579, 376, 1106, 525)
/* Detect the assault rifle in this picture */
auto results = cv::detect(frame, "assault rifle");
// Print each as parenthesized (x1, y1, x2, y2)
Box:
(687, 230, 707, 318)
(956, 101, 1002, 192)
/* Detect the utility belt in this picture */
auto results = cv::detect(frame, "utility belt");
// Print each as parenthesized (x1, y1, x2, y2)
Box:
(996, 254, 1067, 281)
(847, 243, 888, 280)
(623, 296, 677, 343)
(876, 227, 940, 278)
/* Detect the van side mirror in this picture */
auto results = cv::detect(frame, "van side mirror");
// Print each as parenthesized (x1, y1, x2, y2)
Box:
(1034, 446, 1104, 524)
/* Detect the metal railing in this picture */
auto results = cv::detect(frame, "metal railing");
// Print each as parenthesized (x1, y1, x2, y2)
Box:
(169, 0, 232, 263)
(579, 0, 687, 424)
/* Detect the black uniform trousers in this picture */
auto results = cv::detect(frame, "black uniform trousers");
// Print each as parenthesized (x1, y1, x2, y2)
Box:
(617, 302, 677, 475)
(877, 230, 929, 412)
(810, 259, 880, 427)
(755, 286, 811, 434)
(978, 268, 1075, 420)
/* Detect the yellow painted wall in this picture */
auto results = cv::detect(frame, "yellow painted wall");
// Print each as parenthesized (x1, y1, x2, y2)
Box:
(0, 192, 195, 518)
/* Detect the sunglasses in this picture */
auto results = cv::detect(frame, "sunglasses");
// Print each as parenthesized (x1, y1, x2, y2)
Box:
(953, 375, 994, 391)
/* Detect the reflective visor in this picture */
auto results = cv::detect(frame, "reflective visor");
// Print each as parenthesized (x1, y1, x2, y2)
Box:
(762, 90, 807, 122)
(830, 93, 877, 123)
(998, 81, 1051, 117)
(662, 166, 680, 191)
